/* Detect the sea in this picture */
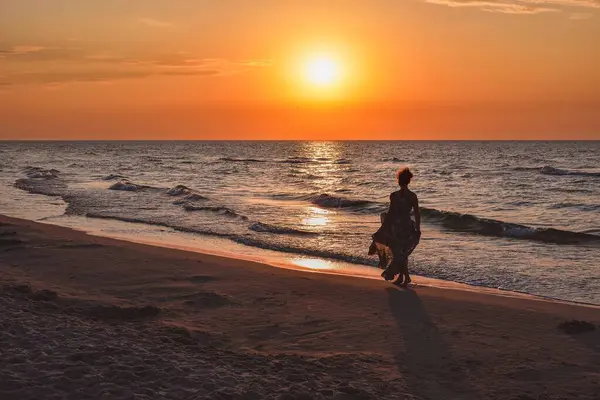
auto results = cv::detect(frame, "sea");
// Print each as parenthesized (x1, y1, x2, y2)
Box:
(0, 141, 599, 305)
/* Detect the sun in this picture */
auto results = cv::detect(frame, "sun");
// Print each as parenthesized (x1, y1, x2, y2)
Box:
(283, 44, 359, 100)
(304, 55, 341, 87)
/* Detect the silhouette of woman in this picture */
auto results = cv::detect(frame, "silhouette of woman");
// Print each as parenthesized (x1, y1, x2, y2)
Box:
(371, 167, 421, 286)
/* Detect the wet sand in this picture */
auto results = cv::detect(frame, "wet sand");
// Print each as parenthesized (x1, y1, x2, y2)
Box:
(1, 215, 599, 400)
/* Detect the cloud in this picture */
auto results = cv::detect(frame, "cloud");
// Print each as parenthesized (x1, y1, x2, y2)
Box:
(108, 53, 272, 74)
(423, 0, 600, 14)
(0, 46, 85, 62)
(424, 0, 559, 14)
(0, 69, 219, 86)
(0, 45, 271, 87)
(137, 17, 173, 28)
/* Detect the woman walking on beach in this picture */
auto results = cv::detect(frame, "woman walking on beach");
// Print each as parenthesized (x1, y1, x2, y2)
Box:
(371, 167, 421, 286)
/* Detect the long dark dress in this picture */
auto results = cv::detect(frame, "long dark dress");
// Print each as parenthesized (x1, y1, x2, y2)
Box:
(370, 190, 420, 280)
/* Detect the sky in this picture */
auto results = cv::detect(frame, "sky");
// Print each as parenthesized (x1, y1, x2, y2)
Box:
(1, 0, 599, 140)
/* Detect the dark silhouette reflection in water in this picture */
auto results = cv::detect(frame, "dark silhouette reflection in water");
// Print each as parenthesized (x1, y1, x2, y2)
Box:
(386, 287, 478, 400)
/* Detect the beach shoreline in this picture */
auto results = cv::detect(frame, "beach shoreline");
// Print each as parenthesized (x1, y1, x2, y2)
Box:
(15, 212, 600, 309)
(1, 214, 599, 399)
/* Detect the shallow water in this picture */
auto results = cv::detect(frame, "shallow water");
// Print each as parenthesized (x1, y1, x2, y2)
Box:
(1, 141, 599, 304)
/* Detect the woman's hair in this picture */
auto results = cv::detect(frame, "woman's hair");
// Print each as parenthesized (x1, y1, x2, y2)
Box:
(396, 167, 413, 186)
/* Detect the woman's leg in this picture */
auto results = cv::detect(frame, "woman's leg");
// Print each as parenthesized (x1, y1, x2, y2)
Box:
(392, 253, 407, 285)
(402, 264, 411, 285)
(384, 250, 402, 281)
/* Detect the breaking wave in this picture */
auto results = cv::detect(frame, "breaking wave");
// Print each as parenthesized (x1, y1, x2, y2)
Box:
(24, 167, 60, 179)
(14, 167, 64, 196)
(540, 166, 600, 178)
(513, 166, 540, 172)
(172, 193, 208, 205)
(166, 185, 194, 196)
(249, 222, 318, 236)
(182, 204, 247, 219)
(103, 174, 126, 181)
(272, 193, 384, 211)
(309, 194, 383, 211)
(108, 179, 147, 192)
(420, 207, 600, 245)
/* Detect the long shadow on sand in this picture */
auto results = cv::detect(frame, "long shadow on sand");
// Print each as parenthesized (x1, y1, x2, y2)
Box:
(386, 287, 478, 400)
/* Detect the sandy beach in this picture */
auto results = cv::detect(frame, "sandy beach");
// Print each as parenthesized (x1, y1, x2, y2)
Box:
(1, 214, 599, 400)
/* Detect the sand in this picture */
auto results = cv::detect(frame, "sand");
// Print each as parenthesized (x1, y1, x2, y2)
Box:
(0, 215, 599, 400)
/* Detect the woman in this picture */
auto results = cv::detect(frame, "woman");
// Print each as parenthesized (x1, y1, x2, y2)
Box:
(372, 167, 421, 286)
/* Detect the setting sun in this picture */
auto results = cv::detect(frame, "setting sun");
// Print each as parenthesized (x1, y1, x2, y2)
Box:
(304, 55, 340, 86)
(285, 46, 359, 101)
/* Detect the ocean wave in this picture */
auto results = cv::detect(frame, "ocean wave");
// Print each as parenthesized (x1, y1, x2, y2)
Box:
(103, 174, 126, 181)
(84, 213, 231, 238)
(219, 157, 266, 163)
(15, 167, 64, 196)
(249, 222, 318, 236)
(548, 202, 600, 212)
(554, 187, 594, 194)
(280, 157, 314, 164)
(140, 156, 163, 163)
(420, 207, 600, 245)
(540, 166, 600, 178)
(230, 237, 374, 266)
(24, 167, 60, 179)
(513, 166, 540, 172)
(14, 179, 61, 197)
(108, 179, 147, 192)
(83, 213, 373, 266)
(310, 193, 382, 210)
(166, 185, 194, 196)
(182, 204, 247, 219)
(271, 191, 599, 245)
(172, 193, 208, 205)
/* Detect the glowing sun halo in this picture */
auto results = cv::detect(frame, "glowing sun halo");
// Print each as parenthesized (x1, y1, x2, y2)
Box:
(304, 55, 341, 86)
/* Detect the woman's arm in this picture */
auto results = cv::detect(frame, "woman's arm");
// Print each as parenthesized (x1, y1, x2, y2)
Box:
(413, 193, 421, 232)
(382, 193, 395, 228)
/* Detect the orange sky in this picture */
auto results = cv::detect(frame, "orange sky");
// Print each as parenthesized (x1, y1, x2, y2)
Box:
(1, 0, 599, 139)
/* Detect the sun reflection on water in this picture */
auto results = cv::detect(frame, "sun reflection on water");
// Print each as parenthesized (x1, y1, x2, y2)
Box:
(302, 216, 329, 226)
(308, 206, 329, 215)
(295, 142, 348, 231)
(301, 206, 331, 227)
(291, 258, 335, 270)
(300, 141, 342, 162)
(297, 141, 347, 191)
